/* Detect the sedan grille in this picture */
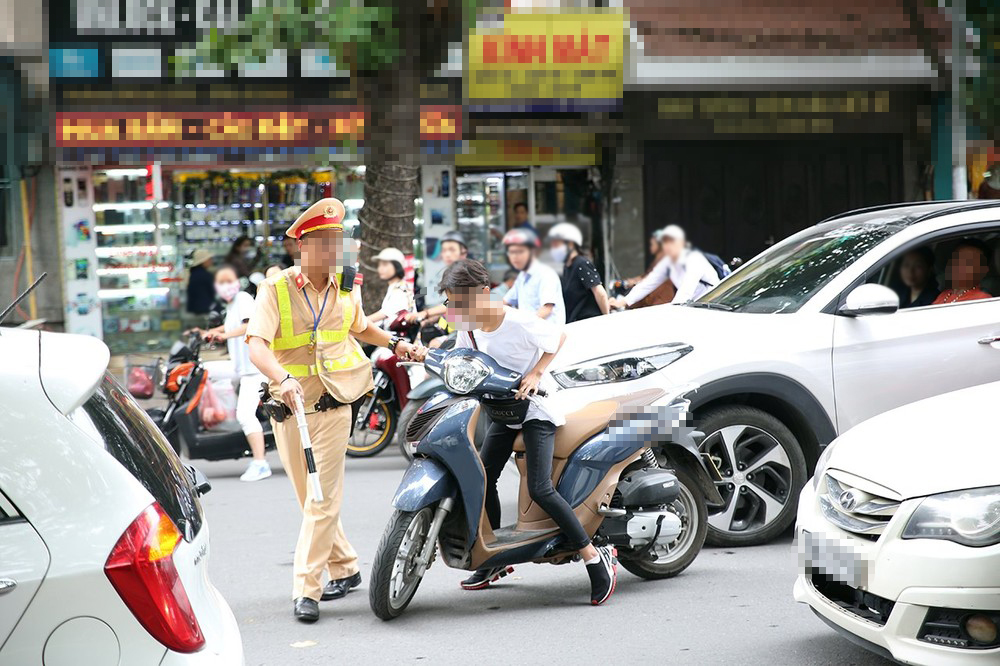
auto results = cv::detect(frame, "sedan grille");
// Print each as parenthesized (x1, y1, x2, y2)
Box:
(819, 471, 900, 539)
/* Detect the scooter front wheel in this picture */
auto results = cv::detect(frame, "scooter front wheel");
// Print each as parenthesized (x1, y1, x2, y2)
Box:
(370, 507, 433, 620)
(347, 393, 397, 458)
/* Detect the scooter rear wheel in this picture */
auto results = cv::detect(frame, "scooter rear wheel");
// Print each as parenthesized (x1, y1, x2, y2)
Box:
(617, 466, 707, 580)
(370, 507, 433, 620)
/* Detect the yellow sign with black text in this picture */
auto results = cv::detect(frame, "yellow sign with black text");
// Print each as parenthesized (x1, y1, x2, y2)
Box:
(468, 11, 625, 109)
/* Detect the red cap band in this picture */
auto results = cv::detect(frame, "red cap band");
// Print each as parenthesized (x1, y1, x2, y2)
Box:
(295, 214, 343, 238)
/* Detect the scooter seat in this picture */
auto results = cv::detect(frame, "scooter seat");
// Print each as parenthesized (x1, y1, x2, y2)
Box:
(513, 399, 620, 458)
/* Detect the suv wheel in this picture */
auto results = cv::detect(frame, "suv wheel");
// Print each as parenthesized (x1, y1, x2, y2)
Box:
(697, 406, 806, 547)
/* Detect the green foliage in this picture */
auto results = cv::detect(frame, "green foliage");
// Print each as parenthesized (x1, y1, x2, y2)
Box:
(172, 1, 404, 76)
(962, 1, 1000, 140)
(172, 0, 485, 77)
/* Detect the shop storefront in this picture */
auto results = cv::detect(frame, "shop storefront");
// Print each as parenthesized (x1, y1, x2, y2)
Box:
(629, 89, 933, 264)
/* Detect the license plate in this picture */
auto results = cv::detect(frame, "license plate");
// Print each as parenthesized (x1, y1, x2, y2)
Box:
(798, 529, 868, 589)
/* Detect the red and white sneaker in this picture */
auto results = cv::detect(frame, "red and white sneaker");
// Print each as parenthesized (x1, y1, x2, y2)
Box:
(460, 566, 515, 590)
(587, 546, 617, 606)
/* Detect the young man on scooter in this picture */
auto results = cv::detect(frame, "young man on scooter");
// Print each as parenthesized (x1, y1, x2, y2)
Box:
(418, 257, 617, 605)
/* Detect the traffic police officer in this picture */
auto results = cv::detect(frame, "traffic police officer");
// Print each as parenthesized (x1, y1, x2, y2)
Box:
(247, 197, 418, 623)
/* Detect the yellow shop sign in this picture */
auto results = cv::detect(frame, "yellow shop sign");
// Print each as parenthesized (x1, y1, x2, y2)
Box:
(468, 11, 625, 107)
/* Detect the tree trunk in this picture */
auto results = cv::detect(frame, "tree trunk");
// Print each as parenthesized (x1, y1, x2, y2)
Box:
(358, 161, 419, 308)
(356, 1, 423, 309)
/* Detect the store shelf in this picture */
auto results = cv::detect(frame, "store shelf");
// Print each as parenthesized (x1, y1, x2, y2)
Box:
(95, 245, 174, 257)
(96, 265, 173, 276)
(98, 287, 171, 299)
(93, 201, 171, 211)
(95, 224, 170, 234)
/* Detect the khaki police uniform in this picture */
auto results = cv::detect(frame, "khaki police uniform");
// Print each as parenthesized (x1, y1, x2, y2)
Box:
(246, 198, 374, 602)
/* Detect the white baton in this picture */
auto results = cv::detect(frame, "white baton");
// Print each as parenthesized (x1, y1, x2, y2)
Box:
(292, 394, 324, 503)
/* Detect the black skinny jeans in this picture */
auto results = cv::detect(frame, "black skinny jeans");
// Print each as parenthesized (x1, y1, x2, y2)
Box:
(479, 419, 591, 551)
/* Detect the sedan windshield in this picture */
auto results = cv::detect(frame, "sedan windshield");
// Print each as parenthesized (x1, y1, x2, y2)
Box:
(694, 215, 912, 313)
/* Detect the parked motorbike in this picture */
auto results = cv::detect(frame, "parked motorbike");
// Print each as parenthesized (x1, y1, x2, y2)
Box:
(369, 346, 725, 619)
(144, 329, 275, 461)
(347, 312, 422, 457)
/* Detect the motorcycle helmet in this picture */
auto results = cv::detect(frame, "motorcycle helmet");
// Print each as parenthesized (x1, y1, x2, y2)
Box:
(375, 247, 406, 266)
(547, 222, 583, 247)
(440, 230, 468, 250)
(502, 227, 540, 249)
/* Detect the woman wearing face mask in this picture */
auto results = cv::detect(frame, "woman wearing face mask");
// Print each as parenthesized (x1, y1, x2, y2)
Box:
(200, 264, 272, 482)
(546, 223, 609, 323)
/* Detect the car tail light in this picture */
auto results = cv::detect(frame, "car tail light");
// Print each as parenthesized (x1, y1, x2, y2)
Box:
(104, 503, 204, 653)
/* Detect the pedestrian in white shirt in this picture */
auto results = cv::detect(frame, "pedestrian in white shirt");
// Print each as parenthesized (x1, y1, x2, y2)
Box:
(366, 248, 415, 329)
(501, 227, 566, 325)
(610, 225, 719, 309)
(199, 264, 271, 482)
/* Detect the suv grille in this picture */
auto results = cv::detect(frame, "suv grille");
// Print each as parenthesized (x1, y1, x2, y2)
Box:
(819, 471, 900, 539)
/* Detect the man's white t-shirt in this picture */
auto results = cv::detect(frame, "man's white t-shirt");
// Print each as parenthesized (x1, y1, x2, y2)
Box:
(455, 307, 565, 427)
(624, 248, 719, 307)
(224, 291, 259, 377)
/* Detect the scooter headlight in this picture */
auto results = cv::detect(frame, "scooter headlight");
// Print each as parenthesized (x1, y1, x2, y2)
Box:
(551, 343, 692, 389)
(443, 356, 491, 394)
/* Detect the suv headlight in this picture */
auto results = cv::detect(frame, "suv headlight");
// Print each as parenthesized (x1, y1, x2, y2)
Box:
(902, 486, 1000, 547)
(443, 356, 491, 394)
(551, 343, 692, 389)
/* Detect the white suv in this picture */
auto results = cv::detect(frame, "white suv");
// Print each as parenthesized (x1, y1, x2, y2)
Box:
(0, 328, 243, 664)
(549, 200, 1000, 546)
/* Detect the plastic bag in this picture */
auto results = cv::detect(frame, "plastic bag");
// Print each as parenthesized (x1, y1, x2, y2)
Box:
(211, 379, 238, 422)
(198, 379, 232, 429)
(127, 367, 154, 400)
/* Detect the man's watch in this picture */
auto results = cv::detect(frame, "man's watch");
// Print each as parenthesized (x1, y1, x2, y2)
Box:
(388, 335, 402, 352)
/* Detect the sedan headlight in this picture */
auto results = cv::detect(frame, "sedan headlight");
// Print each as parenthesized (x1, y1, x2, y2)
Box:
(551, 343, 692, 389)
(443, 355, 491, 394)
(902, 486, 1000, 547)
(812, 442, 837, 490)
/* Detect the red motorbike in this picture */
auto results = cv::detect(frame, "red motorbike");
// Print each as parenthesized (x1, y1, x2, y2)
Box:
(347, 313, 422, 457)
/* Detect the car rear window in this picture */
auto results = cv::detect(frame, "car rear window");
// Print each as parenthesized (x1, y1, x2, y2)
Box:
(70, 373, 202, 540)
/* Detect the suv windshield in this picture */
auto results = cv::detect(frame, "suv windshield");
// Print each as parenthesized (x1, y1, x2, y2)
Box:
(694, 216, 912, 313)
(70, 373, 202, 540)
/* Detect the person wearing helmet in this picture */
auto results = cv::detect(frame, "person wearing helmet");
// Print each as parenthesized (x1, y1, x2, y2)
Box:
(503, 227, 565, 325)
(547, 223, 609, 323)
(613, 228, 675, 308)
(609, 224, 720, 309)
(367, 248, 415, 329)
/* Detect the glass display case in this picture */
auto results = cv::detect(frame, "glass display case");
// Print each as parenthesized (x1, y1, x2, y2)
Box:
(92, 168, 181, 354)
(171, 168, 366, 276)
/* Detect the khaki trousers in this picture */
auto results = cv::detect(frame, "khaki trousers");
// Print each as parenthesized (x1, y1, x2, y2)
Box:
(272, 404, 359, 601)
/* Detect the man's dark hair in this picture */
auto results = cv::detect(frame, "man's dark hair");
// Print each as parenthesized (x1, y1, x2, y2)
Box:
(502, 268, 519, 282)
(513, 202, 528, 212)
(439, 258, 491, 295)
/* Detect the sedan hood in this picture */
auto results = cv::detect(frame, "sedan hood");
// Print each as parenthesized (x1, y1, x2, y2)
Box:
(556, 304, 731, 369)
(824, 382, 1000, 500)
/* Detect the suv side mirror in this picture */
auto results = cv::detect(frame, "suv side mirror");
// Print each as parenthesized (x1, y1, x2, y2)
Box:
(839, 284, 899, 317)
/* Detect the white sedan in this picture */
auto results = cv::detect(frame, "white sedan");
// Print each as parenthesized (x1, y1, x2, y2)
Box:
(794, 382, 1000, 665)
(0, 328, 243, 664)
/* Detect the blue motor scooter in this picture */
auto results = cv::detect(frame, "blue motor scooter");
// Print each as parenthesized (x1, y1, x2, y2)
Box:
(369, 347, 724, 620)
